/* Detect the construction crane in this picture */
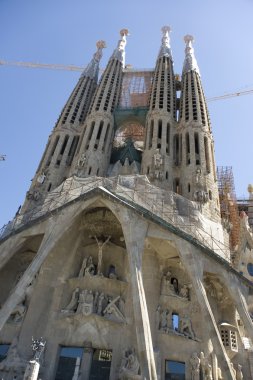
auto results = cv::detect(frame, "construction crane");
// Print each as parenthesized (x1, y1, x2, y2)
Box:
(1, 59, 253, 102)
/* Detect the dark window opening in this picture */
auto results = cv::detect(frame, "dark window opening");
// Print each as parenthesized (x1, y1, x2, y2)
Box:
(158, 120, 162, 139)
(66, 136, 80, 165)
(204, 137, 210, 173)
(47, 183, 52, 192)
(149, 120, 154, 149)
(55, 347, 83, 380)
(173, 135, 179, 166)
(0, 344, 10, 362)
(60, 135, 69, 155)
(166, 123, 170, 154)
(89, 349, 112, 380)
(194, 132, 200, 165)
(165, 360, 185, 380)
(188, 183, 191, 193)
(185, 132, 190, 165)
(173, 178, 180, 194)
(46, 135, 60, 166)
(88, 167, 92, 175)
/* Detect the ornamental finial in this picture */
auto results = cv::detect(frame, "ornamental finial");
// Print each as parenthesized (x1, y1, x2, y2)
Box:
(111, 29, 129, 67)
(81, 40, 106, 79)
(182, 34, 200, 75)
(158, 26, 173, 60)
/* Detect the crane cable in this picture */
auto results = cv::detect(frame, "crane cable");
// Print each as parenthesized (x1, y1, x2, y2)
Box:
(1, 59, 253, 102)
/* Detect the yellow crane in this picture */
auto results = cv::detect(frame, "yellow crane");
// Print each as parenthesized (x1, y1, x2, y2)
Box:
(1, 59, 253, 102)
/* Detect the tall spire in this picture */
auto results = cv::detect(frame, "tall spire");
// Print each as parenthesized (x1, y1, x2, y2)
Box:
(81, 40, 106, 79)
(158, 26, 173, 60)
(182, 35, 200, 75)
(111, 29, 129, 67)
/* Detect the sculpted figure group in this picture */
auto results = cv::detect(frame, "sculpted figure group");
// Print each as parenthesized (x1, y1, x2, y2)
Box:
(156, 305, 196, 340)
(61, 287, 126, 323)
(190, 352, 243, 380)
(161, 270, 191, 301)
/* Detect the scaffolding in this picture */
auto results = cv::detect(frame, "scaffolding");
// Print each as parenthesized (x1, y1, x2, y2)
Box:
(119, 69, 154, 108)
(217, 166, 240, 249)
(0, 175, 231, 261)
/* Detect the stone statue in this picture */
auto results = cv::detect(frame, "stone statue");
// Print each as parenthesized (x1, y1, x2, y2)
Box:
(8, 302, 26, 323)
(154, 149, 163, 169)
(93, 291, 99, 314)
(61, 288, 80, 313)
(156, 305, 161, 330)
(103, 296, 126, 323)
(179, 315, 195, 339)
(93, 235, 111, 276)
(161, 271, 175, 295)
(84, 256, 95, 277)
(179, 284, 190, 300)
(76, 289, 88, 314)
(77, 153, 86, 167)
(119, 348, 140, 379)
(36, 172, 46, 184)
(190, 352, 200, 380)
(200, 352, 213, 380)
(159, 309, 172, 332)
(97, 292, 105, 316)
(81, 290, 94, 316)
(236, 364, 243, 380)
(78, 257, 88, 277)
(108, 264, 118, 279)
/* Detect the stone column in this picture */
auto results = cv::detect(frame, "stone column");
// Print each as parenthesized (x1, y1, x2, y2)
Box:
(175, 239, 236, 380)
(221, 271, 253, 343)
(119, 209, 157, 380)
(23, 360, 40, 380)
(81, 348, 93, 380)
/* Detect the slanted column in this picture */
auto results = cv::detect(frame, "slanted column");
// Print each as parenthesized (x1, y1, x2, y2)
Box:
(175, 239, 236, 380)
(221, 271, 253, 344)
(0, 204, 81, 332)
(119, 209, 157, 380)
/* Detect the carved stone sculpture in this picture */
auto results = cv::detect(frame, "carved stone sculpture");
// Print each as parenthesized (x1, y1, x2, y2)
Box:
(84, 256, 95, 276)
(61, 288, 80, 313)
(103, 296, 126, 323)
(179, 315, 195, 340)
(77, 153, 86, 168)
(159, 309, 172, 333)
(119, 348, 140, 380)
(77, 289, 93, 316)
(179, 284, 190, 300)
(200, 352, 213, 380)
(190, 352, 200, 380)
(78, 257, 88, 277)
(236, 364, 243, 380)
(8, 302, 26, 323)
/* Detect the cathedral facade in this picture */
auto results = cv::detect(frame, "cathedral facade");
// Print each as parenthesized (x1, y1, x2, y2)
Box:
(0, 27, 253, 380)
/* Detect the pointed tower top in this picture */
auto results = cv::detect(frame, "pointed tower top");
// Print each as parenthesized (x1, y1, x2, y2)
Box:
(158, 26, 173, 60)
(111, 29, 129, 67)
(81, 40, 106, 79)
(182, 34, 200, 75)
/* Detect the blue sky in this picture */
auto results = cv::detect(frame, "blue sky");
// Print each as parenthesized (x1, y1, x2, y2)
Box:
(1, 0, 253, 227)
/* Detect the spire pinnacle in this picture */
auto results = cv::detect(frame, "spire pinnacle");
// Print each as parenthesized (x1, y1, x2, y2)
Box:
(182, 35, 200, 75)
(111, 29, 129, 67)
(158, 26, 173, 60)
(81, 40, 106, 79)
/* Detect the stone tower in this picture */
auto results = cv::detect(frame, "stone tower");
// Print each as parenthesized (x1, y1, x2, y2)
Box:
(72, 29, 129, 178)
(179, 35, 219, 220)
(21, 40, 105, 213)
(0, 27, 253, 380)
(141, 26, 176, 186)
